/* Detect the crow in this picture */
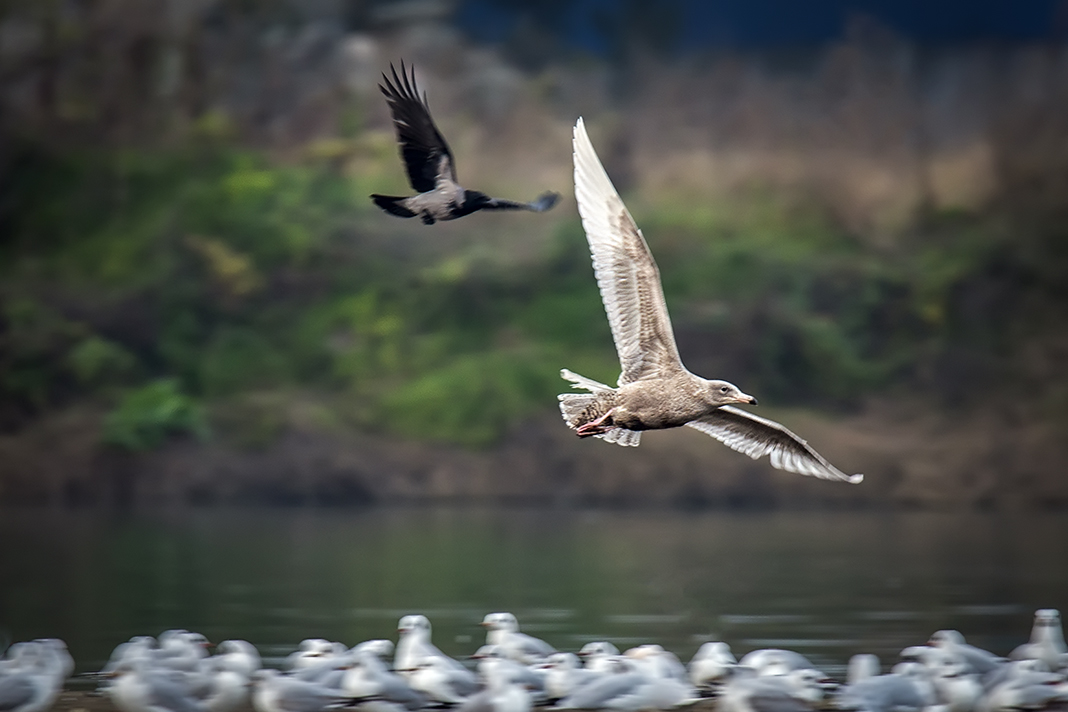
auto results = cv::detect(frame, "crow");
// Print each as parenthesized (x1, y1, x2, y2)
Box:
(371, 61, 560, 225)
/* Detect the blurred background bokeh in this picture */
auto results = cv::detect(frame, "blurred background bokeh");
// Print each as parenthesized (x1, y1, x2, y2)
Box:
(2, 0, 1068, 508)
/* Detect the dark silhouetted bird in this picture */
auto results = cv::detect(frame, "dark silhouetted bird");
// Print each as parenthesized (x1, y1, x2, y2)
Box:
(371, 62, 560, 225)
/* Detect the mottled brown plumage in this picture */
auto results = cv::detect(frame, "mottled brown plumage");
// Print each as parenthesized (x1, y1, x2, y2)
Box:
(558, 118, 862, 484)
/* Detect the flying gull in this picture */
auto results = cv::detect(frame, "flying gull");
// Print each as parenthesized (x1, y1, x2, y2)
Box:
(371, 62, 560, 225)
(558, 117, 863, 484)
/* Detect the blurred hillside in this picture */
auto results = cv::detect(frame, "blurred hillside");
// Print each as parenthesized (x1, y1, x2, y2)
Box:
(1, 0, 1067, 507)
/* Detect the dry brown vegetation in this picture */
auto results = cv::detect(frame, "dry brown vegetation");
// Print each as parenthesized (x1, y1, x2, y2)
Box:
(2, 2, 1068, 508)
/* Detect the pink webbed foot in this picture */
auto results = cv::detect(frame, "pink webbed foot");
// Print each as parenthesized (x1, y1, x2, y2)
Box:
(575, 410, 615, 438)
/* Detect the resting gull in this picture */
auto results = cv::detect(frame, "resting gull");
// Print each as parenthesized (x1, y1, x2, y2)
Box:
(107, 659, 206, 712)
(719, 668, 827, 712)
(1009, 609, 1066, 670)
(738, 649, 817, 677)
(978, 662, 1068, 712)
(480, 613, 555, 664)
(471, 645, 547, 704)
(623, 645, 688, 684)
(577, 643, 621, 675)
(0, 644, 67, 712)
(558, 117, 862, 484)
(544, 653, 603, 701)
(929, 654, 983, 712)
(928, 631, 1004, 675)
(214, 641, 261, 679)
(251, 669, 365, 712)
(395, 615, 479, 699)
(689, 642, 737, 689)
(556, 658, 696, 711)
(371, 62, 559, 225)
(456, 657, 531, 712)
(342, 648, 427, 711)
(835, 667, 933, 712)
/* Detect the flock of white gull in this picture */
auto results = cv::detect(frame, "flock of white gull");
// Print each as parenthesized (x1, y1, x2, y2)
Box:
(3, 609, 1068, 712)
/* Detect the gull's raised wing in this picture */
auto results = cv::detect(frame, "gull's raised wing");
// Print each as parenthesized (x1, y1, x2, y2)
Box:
(572, 118, 683, 384)
(380, 62, 456, 193)
(687, 406, 863, 483)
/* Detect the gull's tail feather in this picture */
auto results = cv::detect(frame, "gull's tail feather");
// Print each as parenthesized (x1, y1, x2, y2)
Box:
(558, 369, 641, 447)
(370, 194, 417, 218)
(558, 392, 597, 423)
(560, 368, 613, 393)
(598, 428, 640, 447)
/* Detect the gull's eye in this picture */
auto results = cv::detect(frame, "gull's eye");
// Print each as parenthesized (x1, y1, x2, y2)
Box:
(720, 386, 729, 393)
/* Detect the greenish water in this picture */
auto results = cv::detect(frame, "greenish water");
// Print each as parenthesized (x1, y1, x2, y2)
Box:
(1, 507, 1065, 679)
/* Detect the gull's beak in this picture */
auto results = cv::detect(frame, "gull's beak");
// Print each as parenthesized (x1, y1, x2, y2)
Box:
(735, 393, 758, 405)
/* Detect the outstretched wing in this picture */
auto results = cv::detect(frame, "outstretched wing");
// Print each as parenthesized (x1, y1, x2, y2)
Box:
(572, 117, 683, 384)
(478, 191, 561, 212)
(687, 406, 863, 483)
(380, 61, 456, 193)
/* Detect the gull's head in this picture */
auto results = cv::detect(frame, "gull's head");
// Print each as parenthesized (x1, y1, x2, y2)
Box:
(578, 641, 619, 658)
(471, 644, 503, 660)
(929, 630, 965, 648)
(398, 614, 430, 635)
(1035, 609, 1061, 628)
(789, 669, 830, 702)
(547, 652, 579, 669)
(695, 641, 735, 664)
(299, 638, 333, 654)
(704, 380, 757, 407)
(481, 612, 518, 632)
(355, 639, 395, 659)
(183, 631, 213, 650)
(846, 654, 879, 684)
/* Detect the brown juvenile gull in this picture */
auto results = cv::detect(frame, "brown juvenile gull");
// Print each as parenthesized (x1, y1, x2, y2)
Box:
(371, 61, 560, 225)
(557, 118, 863, 484)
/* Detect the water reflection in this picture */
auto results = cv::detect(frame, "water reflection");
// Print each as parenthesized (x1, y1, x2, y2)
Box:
(0, 507, 1064, 678)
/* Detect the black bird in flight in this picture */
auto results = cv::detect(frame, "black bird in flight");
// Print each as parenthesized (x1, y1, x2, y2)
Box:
(371, 62, 561, 225)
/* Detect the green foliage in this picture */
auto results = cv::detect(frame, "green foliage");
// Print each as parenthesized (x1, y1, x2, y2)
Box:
(3, 137, 1062, 450)
(66, 336, 138, 386)
(103, 379, 209, 451)
(380, 348, 563, 447)
(0, 298, 86, 406)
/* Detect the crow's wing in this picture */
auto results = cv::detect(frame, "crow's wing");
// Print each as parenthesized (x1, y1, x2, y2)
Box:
(380, 61, 456, 193)
(478, 192, 560, 212)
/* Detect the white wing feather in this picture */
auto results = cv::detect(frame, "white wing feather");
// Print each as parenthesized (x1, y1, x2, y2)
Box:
(572, 117, 683, 384)
(686, 406, 863, 483)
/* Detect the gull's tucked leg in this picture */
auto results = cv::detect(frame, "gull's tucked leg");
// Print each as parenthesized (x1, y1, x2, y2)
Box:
(575, 410, 615, 437)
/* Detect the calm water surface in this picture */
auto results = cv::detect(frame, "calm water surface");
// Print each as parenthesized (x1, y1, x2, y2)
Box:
(1, 507, 1065, 679)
